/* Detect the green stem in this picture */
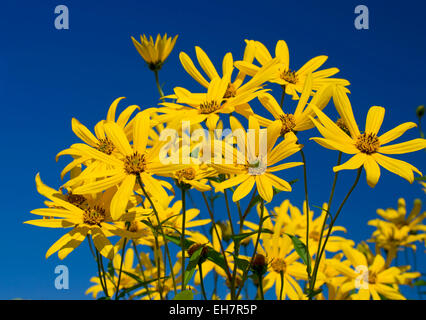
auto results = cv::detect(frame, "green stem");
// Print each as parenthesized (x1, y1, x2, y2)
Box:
(180, 186, 187, 291)
(236, 199, 265, 299)
(136, 174, 177, 295)
(280, 85, 286, 108)
(309, 152, 342, 295)
(115, 238, 128, 300)
(300, 149, 312, 284)
(198, 262, 208, 300)
(258, 273, 265, 300)
(310, 167, 362, 296)
(279, 271, 284, 300)
(94, 246, 109, 298)
(154, 69, 164, 98)
(132, 240, 153, 300)
(202, 192, 233, 285)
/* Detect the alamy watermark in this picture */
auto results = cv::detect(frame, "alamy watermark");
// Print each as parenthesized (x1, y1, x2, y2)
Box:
(54, 265, 69, 290)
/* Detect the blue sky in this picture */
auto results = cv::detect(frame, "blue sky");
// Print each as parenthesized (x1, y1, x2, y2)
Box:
(0, 0, 425, 299)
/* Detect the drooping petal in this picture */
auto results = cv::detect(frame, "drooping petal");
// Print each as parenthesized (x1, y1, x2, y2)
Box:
(363, 156, 381, 188)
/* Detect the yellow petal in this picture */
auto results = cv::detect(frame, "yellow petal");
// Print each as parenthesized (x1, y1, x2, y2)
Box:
(233, 176, 255, 202)
(365, 106, 385, 135)
(378, 122, 417, 145)
(363, 156, 381, 188)
(110, 175, 136, 220)
(379, 138, 426, 154)
(333, 153, 366, 172)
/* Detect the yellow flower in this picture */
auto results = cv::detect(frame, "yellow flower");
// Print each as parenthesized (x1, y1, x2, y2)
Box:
(56, 97, 139, 179)
(328, 244, 415, 300)
(369, 198, 425, 233)
(64, 110, 186, 220)
(159, 58, 280, 129)
(131, 33, 178, 70)
(235, 40, 350, 100)
(254, 75, 333, 134)
(255, 217, 308, 300)
(213, 116, 303, 202)
(310, 86, 426, 187)
(24, 174, 142, 260)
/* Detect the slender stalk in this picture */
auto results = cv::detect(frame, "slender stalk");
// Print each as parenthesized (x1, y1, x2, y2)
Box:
(180, 186, 187, 291)
(258, 273, 265, 300)
(236, 199, 265, 299)
(136, 174, 177, 294)
(310, 167, 362, 295)
(154, 69, 164, 98)
(202, 192, 233, 284)
(280, 85, 286, 108)
(309, 152, 342, 294)
(299, 149, 312, 280)
(279, 271, 284, 300)
(152, 229, 164, 300)
(224, 189, 235, 236)
(115, 238, 128, 300)
(198, 262, 208, 300)
(94, 247, 109, 298)
(132, 240, 152, 300)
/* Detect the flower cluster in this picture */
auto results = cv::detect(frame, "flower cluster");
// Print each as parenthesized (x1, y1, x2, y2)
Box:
(25, 34, 426, 300)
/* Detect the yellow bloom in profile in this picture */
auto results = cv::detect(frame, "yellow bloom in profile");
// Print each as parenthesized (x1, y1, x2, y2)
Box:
(131, 33, 178, 70)
(24, 174, 137, 260)
(235, 40, 350, 100)
(310, 86, 426, 187)
(328, 244, 417, 300)
(213, 116, 303, 202)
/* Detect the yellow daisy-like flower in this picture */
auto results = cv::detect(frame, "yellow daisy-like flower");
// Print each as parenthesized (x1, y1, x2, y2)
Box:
(310, 86, 426, 187)
(254, 75, 333, 134)
(131, 33, 178, 70)
(24, 174, 143, 260)
(254, 216, 308, 300)
(235, 40, 350, 100)
(213, 116, 303, 202)
(328, 244, 418, 300)
(65, 110, 186, 220)
(56, 97, 139, 179)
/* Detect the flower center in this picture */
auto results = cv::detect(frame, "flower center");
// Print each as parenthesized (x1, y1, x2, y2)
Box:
(97, 138, 115, 155)
(175, 168, 196, 182)
(280, 69, 298, 84)
(124, 152, 147, 175)
(336, 118, 351, 136)
(83, 206, 106, 225)
(271, 258, 287, 273)
(355, 133, 380, 154)
(223, 83, 237, 99)
(199, 101, 221, 114)
(66, 193, 86, 207)
(368, 272, 377, 284)
(279, 113, 296, 135)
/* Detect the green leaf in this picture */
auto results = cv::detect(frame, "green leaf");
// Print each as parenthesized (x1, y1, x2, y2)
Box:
(173, 290, 194, 300)
(413, 280, 426, 286)
(117, 276, 168, 299)
(306, 288, 322, 299)
(285, 233, 311, 274)
(414, 176, 426, 181)
(231, 228, 273, 244)
(183, 246, 204, 289)
(312, 204, 333, 220)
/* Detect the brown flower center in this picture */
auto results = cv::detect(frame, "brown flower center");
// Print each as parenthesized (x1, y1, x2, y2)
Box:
(66, 193, 86, 207)
(175, 168, 196, 182)
(336, 118, 351, 136)
(271, 258, 287, 273)
(124, 152, 147, 175)
(280, 69, 298, 84)
(355, 133, 380, 154)
(199, 101, 220, 114)
(223, 83, 237, 99)
(97, 138, 115, 155)
(279, 113, 296, 135)
(83, 206, 106, 225)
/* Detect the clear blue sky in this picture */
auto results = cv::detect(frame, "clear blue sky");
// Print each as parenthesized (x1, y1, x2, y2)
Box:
(0, 0, 425, 299)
